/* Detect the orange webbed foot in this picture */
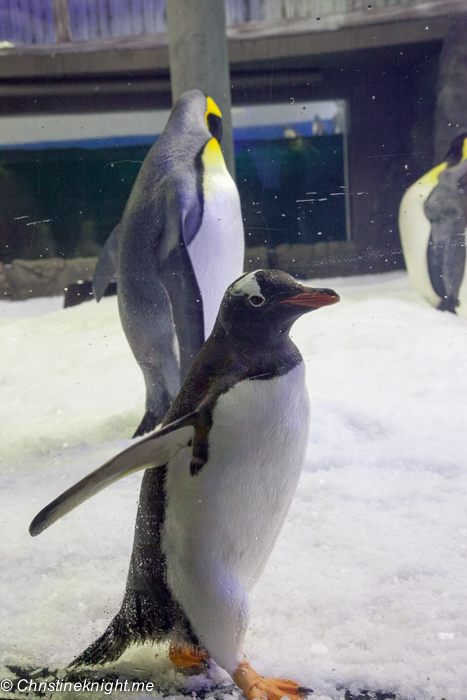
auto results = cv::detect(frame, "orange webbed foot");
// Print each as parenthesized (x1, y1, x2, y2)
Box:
(168, 644, 210, 669)
(243, 677, 310, 700)
(233, 659, 311, 700)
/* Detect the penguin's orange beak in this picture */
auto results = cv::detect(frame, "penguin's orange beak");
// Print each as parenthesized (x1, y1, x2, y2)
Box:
(281, 288, 340, 308)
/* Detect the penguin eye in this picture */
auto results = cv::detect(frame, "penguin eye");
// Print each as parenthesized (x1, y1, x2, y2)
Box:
(248, 295, 265, 307)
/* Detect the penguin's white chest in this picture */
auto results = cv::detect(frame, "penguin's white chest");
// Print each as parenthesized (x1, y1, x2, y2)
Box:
(187, 167, 245, 338)
(162, 362, 310, 596)
(399, 181, 440, 306)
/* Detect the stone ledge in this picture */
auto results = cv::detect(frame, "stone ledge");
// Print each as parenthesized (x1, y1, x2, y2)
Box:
(0, 257, 97, 301)
(245, 242, 405, 279)
(0, 243, 406, 302)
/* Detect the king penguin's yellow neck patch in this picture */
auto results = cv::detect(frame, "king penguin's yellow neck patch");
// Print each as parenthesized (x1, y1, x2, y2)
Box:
(419, 161, 447, 186)
(462, 138, 467, 162)
(202, 137, 226, 170)
(416, 138, 467, 186)
(205, 96, 222, 126)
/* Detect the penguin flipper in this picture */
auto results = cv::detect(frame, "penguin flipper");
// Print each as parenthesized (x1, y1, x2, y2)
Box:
(29, 413, 197, 537)
(93, 223, 120, 302)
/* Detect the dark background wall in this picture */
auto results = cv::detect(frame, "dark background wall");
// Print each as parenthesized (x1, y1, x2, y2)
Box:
(230, 40, 441, 276)
(0, 37, 442, 280)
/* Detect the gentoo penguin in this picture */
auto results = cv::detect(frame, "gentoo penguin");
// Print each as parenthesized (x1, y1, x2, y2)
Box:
(399, 133, 467, 315)
(30, 269, 340, 700)
(93, 89, 244, 436)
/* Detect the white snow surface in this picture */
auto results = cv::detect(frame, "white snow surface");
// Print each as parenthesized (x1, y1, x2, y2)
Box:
(0, 270, 466, 700)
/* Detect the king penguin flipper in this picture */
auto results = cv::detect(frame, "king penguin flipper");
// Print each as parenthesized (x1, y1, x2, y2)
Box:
(157, 183, 206, 382)
(93, 223, 120, 302)
(425, 157, 467, 312)
(121, 178, 205, 438)
(29, 414, 197, 537)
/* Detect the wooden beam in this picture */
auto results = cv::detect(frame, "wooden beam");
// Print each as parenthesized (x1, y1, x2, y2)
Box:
(227, 0, 467, 40)
(51, 0, 72, 43)
(0, 16, 448, 80)
(0, 0, 463, 58)
(0, 78, 171, 98)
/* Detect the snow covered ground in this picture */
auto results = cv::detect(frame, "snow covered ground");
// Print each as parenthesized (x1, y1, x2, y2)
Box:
(0, 270, 466, 700)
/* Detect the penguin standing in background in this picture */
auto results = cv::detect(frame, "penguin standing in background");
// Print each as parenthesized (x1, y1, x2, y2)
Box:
(93, 90, 245, 436)
(30, 269, 340, 700)
(424, 157, 467, 313)
(399, 133, 467, 315)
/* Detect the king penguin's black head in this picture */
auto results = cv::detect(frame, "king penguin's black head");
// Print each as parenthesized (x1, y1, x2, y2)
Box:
(217, 269, 339, 341)
(165, 89, 223, 145)
(444, 132, 467, 167)
(205, 95, 223, 143)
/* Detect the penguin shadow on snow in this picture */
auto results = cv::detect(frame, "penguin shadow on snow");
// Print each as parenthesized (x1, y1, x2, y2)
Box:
(92, 89, 244, 438)
(30, 270, 341, 700)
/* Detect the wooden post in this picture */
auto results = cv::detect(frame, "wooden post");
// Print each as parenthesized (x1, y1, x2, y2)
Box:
(434, 14, 467, 162)
(166, 0, 235, 178)
(52, 0, 72, 43)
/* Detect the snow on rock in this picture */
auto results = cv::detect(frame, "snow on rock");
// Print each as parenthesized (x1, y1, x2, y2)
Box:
(0, 272, 466, 700)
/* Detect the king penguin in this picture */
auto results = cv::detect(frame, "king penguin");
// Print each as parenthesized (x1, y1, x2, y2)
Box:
(399, 132, 467, 315)
(93, 89, 245, 436)
(30, 269, 340, 700)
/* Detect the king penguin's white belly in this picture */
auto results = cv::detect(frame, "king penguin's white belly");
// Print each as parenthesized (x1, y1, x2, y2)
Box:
(399, 182, 441, 307)
(162, 362, 310, 609)
(187, 168, 244, 338)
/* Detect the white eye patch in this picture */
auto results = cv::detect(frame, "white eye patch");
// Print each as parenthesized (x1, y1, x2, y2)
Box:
(230, 271, 263, 298)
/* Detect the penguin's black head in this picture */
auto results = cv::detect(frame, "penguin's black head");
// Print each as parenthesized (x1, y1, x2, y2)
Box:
(218, 269, 340, 341)
(205, 95, 223, 143)
(444, 132, 467, 167)
(166, 90, 223, 146)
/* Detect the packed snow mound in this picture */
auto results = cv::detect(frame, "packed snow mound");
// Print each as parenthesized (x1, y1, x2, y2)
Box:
(0, 271, 466, 700)
(0, 296, 143, 460)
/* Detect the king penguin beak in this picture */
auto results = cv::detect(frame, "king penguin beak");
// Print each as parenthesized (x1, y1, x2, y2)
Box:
(281, 287, 340, 308)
